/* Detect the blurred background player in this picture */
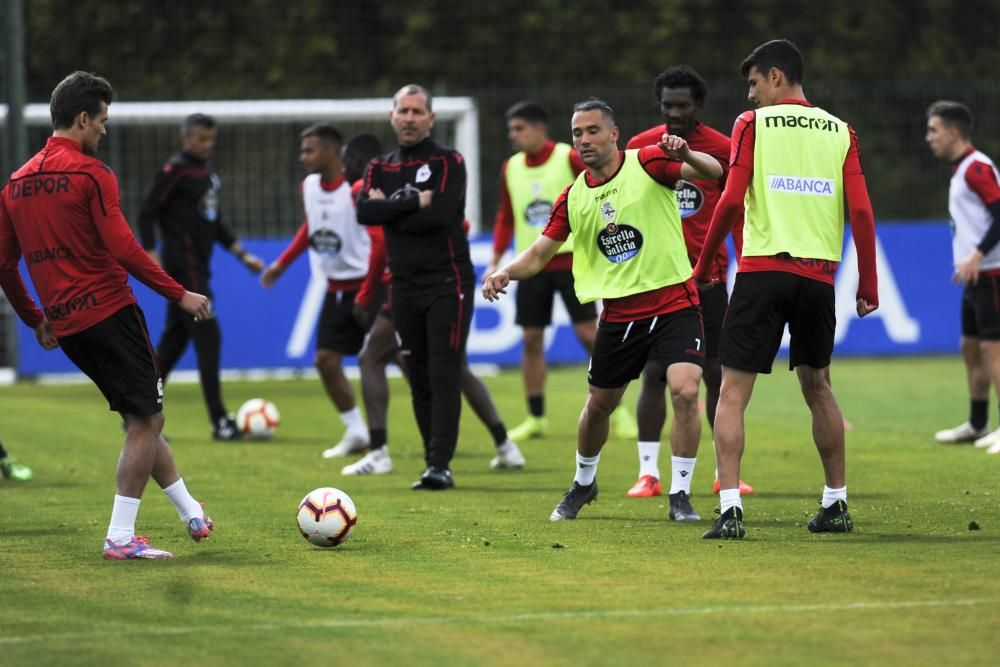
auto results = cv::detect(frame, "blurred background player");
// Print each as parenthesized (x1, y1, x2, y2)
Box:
(624, 65, 753, 509)
(926, 101, 1000, 454)
(139, 113, 264, 440)
(484, 100, 722, 522)
(349, 130, 524, 475)
(356, 84, 476, 490)
(260, 125, 372, 459)
(0, 71, 214, 559)
(487, 101, 638, 442)
(0, 441, 32, 481)
(694, 39, 879, 539)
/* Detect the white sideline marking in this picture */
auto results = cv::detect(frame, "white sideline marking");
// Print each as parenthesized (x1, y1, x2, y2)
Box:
(1, 598, 997, 645)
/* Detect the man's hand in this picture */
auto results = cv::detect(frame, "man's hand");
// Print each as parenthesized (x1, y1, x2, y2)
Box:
(260, 262, 285, 288)
(418, 190, 433, 208)
(34, 319, 58, 350)
(368, 188, 386, 200)
(954, 249, 983, 286)
(482, 270, 510, 302)
(179, 291, 213, 321)
(658, 133, 691, 160)
(856, 298, 878, 318)
(352, 301, 371, 330)
(242, 252, 265, 274)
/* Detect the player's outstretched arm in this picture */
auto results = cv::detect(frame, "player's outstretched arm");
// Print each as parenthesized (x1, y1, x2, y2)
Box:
(260, 261, 285, 288)
(659, 134, 723, 181)
(482, 235, 562, 302)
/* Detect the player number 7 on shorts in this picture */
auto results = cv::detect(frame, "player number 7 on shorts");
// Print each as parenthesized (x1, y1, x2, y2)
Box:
(695, 337, 701, 350)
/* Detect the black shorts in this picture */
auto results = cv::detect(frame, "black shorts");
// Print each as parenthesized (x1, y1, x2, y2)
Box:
(58, 304, 163, 416)
(721, 271, 835, 374)
(698, 282, 729, 360)
(515, 269, 596, 328)
(961, 275, 1000, 340)
(588, 307, 704, 389)
(317, 290, 366, 355)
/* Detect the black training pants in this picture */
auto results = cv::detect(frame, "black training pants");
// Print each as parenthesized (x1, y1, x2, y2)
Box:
(156, 299, 226, 424)
(391, 277, 475, 469)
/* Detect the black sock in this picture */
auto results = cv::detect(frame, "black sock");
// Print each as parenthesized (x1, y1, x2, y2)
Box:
(489, 422, 507, 447)
(971, 400, 989, 430)
(369, 428, 387, 450)
(528, 395, 544, 418)
(0, 442, 8, 459)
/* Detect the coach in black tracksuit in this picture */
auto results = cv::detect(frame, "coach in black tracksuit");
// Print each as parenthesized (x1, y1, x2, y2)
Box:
(356, 84, 475, 490)
(138, 113, 263, 440)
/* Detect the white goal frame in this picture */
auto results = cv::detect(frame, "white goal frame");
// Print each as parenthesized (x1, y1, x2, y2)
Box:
(1, 97, 482, 229)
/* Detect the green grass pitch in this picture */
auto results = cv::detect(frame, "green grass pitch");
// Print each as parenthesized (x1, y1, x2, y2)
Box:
(1, 357, 999, 666)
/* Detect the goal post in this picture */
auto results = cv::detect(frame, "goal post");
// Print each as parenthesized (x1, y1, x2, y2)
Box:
(1, 97, 482, 230)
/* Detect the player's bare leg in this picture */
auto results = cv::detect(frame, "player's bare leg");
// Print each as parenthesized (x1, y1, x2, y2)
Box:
(550, 385, 627, 521)
(798, 365, 855, 533)
(317, 348, 368, 458)
(340, 315, 399, 473)
(628, 360, 668, 498)
(665, 362, 702, 520)
(509, 326, 549, 441)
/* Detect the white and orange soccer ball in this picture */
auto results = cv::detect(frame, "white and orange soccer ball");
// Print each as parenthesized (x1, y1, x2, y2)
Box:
(296, 487, 358, 547)
(236, 398, 280, 439)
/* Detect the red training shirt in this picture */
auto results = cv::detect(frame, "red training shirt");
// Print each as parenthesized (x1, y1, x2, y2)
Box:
(694, 100, 878, 306)
(493, 140, 586, 273)
(626, 121, 734, 282)
(0, 136, 185, 337)
(542, 147, 701, 322)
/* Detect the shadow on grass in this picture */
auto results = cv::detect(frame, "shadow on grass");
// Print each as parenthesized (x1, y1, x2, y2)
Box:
(739, 492, 892, 501)
(0, 480, 83, 491)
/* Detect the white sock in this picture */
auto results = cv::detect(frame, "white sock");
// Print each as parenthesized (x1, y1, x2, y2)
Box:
(106, 495, 141, 546)
(340, 407, 367, 435)
(719, 488, 742, 515)
(669, 456, 697, 495)
(822, 485, 847, 508)
(573, 452, 600, 486)
(163, 478, 204, 523)
(637, 441, 660, 478)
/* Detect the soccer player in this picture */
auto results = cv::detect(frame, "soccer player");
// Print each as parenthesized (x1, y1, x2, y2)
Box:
(483, 99, 722, 521)
(138, 113, 264, 441)
(486, 101, 639, 443)
(260, 125, 372, 458)
(625, 65, 753, 514)
(0, 71, 215, 559)
(925, 101, 1000, 454)
(693, 39, 879, 539)
(0, 441, 32, 481)
(356, 84, 476, 490)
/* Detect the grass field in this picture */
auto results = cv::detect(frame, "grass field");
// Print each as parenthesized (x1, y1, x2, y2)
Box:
(1, 357, 999, 666)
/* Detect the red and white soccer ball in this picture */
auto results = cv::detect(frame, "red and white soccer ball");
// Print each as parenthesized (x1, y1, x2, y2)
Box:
(236, 398, 280, 439)
(296, 487, 358, 547)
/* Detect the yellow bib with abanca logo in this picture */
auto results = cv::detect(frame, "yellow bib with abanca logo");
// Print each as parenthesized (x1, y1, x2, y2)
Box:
(506, 142, 577, 256)
(566, 149, 691, 304)
(744, 104, 851, 261)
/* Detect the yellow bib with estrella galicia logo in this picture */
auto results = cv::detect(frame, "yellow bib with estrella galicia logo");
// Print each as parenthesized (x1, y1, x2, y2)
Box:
(744, 104, 851, 261)
(507, 142, 577, 255)
(566, 149, 691, 303)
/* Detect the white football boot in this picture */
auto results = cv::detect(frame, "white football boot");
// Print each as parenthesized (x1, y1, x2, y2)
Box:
(934, 422, 988, 444)
(489, 439, 526, 470)
(341, 448, 394, 475)
(322, 431, 370, 458)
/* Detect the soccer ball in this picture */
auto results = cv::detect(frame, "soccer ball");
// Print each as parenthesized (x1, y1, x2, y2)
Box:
(236, 398, 280, 438)
(296, 487, 358, 547)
